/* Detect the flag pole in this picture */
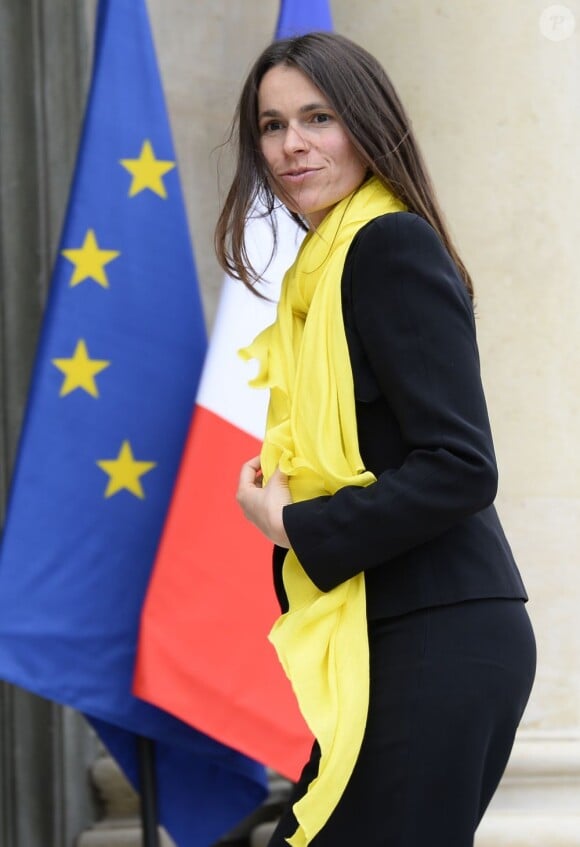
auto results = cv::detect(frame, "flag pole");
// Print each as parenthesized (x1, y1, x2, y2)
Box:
(138, 736, 161, 847)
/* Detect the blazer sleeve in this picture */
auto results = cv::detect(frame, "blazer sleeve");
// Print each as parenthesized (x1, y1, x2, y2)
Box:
(281, 211, 499, 592)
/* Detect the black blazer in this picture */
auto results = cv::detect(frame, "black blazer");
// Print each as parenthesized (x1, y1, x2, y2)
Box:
(274, 211, 527, 620)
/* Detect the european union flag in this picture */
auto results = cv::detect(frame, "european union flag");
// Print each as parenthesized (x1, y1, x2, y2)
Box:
(0, 1, 266, 845)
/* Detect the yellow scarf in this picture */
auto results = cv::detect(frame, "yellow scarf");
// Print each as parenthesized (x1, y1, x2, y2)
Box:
(241, 177, 407, 846)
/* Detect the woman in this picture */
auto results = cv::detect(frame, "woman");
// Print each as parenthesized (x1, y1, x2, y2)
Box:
(216, 32, 536, 847)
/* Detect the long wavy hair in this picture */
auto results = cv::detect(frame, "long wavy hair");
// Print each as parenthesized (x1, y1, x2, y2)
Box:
(215, 32, 474, 300)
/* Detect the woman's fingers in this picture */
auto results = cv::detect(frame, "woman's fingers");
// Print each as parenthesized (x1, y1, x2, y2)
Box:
(270, 466, 289, 485)
(238, 455, 263, 488)
(236, 458, 291, 548)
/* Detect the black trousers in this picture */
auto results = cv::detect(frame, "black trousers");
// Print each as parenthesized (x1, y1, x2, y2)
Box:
(268, 598, 536, 847)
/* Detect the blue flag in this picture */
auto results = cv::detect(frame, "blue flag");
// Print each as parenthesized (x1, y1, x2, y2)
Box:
(275, 0, 333, 37)
(0, 1, 266, 845)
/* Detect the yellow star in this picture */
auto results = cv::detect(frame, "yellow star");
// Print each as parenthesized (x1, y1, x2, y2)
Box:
(61, 229, 120, 288)
(51, 339, 110, 398)
(119, 140, 175, 198)
(97, 441, 157, 499)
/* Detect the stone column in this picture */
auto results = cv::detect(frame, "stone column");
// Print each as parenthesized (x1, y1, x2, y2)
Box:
(0, 1, 100, 845)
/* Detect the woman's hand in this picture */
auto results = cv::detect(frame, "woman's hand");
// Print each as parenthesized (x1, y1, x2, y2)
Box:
(237, 456, 292, 548)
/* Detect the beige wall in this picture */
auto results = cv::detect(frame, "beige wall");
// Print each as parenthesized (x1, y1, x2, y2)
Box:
(144, 0, 580, 733)
(147, 1, 279, 323)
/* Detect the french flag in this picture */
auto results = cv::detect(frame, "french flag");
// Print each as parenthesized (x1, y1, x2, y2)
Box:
(134, 0, 334, 779)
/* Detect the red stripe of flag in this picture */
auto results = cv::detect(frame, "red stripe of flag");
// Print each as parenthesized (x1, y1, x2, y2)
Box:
(134, 404, 312, 778)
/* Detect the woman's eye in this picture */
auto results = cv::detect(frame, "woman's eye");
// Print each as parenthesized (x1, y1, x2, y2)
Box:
(312, 113, 332, 124)
(262, 120, 283, 134)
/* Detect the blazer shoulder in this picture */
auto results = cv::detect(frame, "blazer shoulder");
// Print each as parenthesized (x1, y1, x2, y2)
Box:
(352, 210, 449, 262)
(346, 210, 472, 315)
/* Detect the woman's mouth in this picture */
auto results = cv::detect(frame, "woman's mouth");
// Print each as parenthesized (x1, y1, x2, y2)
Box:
(280, 168, 321, 183)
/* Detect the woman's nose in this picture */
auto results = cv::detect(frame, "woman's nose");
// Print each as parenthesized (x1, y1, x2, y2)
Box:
(283, 122, 309, 154)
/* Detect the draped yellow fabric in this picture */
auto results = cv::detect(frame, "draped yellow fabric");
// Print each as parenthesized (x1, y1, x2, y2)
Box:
(241, 177, 407, 846)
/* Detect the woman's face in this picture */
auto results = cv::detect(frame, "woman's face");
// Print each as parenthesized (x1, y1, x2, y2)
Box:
(257, 64, 367, 229)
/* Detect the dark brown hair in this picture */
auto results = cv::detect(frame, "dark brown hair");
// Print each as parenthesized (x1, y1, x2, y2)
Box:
(215, 32, 474, 300)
